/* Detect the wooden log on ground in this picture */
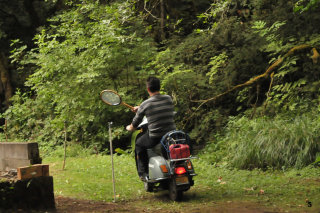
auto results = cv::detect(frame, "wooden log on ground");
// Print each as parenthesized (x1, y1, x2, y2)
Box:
(17, 164, 49, 180)
(0, 176, 55, 211)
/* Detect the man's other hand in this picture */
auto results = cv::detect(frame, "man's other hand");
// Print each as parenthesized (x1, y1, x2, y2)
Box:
(126, 124, 135, 131)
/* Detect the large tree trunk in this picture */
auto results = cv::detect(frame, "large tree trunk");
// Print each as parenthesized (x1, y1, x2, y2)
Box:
(0, 54, 13, 108)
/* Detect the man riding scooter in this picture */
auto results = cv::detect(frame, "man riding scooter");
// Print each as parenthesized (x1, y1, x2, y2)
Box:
(126, 76, 176, 181)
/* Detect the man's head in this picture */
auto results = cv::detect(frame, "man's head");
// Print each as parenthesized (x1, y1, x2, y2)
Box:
(146, 76, 160, 93)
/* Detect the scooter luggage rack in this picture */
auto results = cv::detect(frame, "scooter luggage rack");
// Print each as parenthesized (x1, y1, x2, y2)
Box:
(159, 131, 198, 179)
(169, 156, 197, 162)
(160, 130, 191, 160)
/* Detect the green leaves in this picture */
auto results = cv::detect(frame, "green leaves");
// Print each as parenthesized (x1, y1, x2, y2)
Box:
(4, 1, 156, 148)
(252, 21, 286, 54)
(294, 0, 320, 13)
(207, 53, 228, 84)
(3, 0, 320, 168)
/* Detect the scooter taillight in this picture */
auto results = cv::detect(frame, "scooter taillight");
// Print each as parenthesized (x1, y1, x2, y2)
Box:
(175, 167, 187, 175)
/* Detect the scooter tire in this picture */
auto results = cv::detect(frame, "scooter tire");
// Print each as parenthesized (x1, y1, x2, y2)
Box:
(144, 182, 154, 192)
(169, 179, 183, 201)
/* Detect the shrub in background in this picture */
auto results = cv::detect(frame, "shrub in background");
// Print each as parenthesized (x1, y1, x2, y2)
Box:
(225, 113, 320, 169)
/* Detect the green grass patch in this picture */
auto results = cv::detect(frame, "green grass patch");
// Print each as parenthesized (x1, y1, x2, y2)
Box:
(44, 149, 320, 211)
(44, 154, 143, 202)
(194, 159, 320, 209)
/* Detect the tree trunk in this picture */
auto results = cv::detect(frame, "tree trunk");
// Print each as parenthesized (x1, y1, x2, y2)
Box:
(0, 54, 13, 108)
(160, 0, 165, 41)
(23, 0, 40, 27)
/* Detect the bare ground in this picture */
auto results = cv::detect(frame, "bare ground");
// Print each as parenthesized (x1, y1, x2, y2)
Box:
(53, 196, 265, 213)
(51, 195, 317, 213)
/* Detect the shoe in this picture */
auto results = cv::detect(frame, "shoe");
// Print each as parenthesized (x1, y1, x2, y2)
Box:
(139, 173, 148, 182)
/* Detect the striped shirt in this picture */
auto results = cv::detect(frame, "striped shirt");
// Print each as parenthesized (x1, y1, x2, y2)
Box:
(132, 94, 176, 138)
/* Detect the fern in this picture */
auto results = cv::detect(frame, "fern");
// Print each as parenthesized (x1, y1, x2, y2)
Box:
(207, 53, 228, 84)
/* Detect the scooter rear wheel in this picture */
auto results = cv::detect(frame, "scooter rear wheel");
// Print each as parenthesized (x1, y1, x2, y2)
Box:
(169, 179, 183, 201)
(144, 181, 154, 192)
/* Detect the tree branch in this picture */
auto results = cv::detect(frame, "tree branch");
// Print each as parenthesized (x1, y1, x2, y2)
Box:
(184, 44, 314, 128)
(143, 0, 160, 20)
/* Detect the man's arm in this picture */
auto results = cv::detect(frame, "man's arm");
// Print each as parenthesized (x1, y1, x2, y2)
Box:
(126, 105, 142, 131)
(131, 103, 147, 129)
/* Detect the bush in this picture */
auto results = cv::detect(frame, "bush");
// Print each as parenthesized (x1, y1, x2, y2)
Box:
(4, 1, 155, 150)
(225, 113, 320, 169)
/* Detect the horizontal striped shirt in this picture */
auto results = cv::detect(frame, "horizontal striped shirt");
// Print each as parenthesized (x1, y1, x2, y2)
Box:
(132, 94, 176, 138)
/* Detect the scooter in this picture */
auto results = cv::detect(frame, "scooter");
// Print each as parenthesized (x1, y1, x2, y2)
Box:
(134, 116, 197, 201)
(100, 90, 197, 201)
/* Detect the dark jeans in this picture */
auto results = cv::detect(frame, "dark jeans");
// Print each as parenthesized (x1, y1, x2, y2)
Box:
(135, 132, 161, 176)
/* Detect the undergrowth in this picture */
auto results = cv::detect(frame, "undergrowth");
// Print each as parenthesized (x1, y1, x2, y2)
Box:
(205, 113, 320, 169)
(41, 143, 94, 158)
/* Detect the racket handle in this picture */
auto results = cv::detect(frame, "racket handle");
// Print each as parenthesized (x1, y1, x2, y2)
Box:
(121, 102, 134, 110)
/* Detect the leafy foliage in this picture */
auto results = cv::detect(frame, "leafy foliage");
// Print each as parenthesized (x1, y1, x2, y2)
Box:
(250, 19, 320, 115)
(4, 1, 156, 150)
(294, 0, 320, 12)
(149, 0, 320, 169)
(207, 53, 228, 85)
(3, 0, 320, 170)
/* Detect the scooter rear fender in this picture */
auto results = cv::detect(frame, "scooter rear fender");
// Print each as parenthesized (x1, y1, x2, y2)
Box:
(148, 156, 170, 181)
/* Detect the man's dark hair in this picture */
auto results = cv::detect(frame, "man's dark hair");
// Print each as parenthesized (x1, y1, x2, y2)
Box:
(147, 76, 160, 93)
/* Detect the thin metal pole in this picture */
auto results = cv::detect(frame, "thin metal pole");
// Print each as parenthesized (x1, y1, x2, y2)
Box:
(62, 121, 67, 170)
(109, 122, 116, 202)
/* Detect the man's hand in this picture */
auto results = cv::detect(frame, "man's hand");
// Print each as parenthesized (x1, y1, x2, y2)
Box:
(126, 124, 135, 131)
(131, 106, 139, 113)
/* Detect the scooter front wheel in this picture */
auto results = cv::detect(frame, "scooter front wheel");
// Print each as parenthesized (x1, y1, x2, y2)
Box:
(169, 179, 183, 201)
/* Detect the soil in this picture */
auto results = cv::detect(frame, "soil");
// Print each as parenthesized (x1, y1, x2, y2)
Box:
(2, 194, 317, 212)
(51, 196, 283, 213)
(53, 196, 134, 213)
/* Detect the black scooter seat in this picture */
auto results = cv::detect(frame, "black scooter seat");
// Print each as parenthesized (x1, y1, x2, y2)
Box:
(147, 143, 164, 158)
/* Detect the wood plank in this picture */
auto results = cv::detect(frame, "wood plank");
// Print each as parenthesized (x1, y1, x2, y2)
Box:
(42, 164, 49, 176)
(17, 164, 49, 180)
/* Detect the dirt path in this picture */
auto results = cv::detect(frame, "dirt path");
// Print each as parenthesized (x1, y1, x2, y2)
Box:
(54, 196, 135, 213)
(52, 196, 286, 213)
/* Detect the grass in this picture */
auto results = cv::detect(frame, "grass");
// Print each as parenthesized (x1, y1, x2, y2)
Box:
(43, 149, 320, 212)
(44, 154, 142, 202)
(195, 160, 320, 208)
(224, 114, 320, 169)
